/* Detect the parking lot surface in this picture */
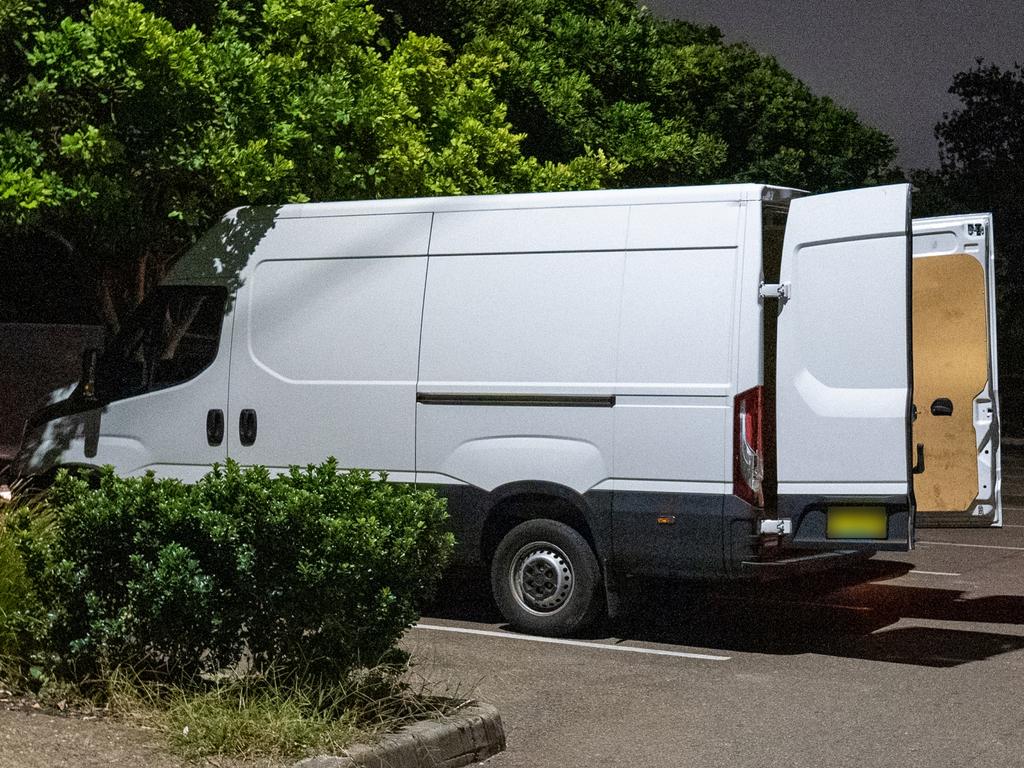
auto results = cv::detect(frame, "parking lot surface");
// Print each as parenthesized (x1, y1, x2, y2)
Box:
(405, 453, 1024, 768)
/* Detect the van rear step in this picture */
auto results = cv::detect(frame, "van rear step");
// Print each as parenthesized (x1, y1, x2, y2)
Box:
(741, 549, 872, 580)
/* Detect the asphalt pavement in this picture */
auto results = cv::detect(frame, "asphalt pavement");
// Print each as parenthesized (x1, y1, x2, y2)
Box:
(404, 453, 1024, 768)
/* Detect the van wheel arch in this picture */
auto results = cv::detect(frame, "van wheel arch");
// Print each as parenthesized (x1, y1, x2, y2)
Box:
(479, 482, 601, 564)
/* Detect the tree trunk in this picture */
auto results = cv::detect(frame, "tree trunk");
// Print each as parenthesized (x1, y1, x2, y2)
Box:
(134, 251, 149, 310)
(98, 270, 120, 337)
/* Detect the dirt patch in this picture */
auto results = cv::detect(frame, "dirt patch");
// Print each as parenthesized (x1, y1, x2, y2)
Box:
(0, 696, 285, 768)
(0, 707, 187, 768)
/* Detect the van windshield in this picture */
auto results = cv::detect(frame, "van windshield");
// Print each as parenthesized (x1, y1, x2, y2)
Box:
(98, 286, 228, 403)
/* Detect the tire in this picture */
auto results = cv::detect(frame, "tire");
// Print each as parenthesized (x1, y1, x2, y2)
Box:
(490, 518, 604, 637)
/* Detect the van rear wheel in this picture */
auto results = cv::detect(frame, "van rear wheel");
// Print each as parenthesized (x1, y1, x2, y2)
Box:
(491, 519, 603, 637)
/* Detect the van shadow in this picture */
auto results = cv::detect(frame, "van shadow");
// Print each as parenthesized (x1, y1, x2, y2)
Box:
(427, 561, 1024, 668)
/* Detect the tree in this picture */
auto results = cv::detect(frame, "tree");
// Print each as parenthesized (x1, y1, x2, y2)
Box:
(1, 0, 900, 332)
(0, 0, 614, 331)
(912, 60, 1024, 429)
(378, 0, 898, 192)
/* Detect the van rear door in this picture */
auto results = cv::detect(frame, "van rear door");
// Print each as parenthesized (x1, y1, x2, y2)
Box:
(911, 214, 1000, 527)
(774, 184, 913, 551)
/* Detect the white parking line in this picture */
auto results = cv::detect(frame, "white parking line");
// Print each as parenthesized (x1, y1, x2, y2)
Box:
(917, 540, 1024, 552)
(907, 569, 961, 577)
(413, 623, 731, 661)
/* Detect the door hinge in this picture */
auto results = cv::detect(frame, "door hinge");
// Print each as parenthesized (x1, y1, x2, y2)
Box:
(759, 282, 791, 301)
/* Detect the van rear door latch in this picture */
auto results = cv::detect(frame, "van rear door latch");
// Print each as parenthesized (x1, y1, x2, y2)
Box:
(759, 282, 791, 302)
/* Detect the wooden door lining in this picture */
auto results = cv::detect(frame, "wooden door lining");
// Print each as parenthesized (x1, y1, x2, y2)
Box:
(912, 253, 988, 513)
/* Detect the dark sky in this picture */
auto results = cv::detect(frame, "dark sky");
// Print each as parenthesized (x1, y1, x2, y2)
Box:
(642, 0, 1024, 169)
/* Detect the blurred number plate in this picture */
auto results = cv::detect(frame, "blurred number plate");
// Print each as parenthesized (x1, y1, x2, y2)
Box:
(827, 506, 887, 539)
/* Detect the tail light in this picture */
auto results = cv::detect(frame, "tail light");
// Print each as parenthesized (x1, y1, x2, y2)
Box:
(733, 385, 764, 506)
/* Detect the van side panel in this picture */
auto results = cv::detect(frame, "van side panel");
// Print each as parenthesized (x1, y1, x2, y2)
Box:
(416, 248, 623, 489)
(611, 397, 730, 488)
(609, 202, 745, 578)
(227, 214, 431, 472)
(418, 208, 628, 565)
(429, 206, 629, 255)
(614, 248, 737, 396)
(613, 204, 744, 486)
(418, 199, 763, 577)
(249, 258, 424, 385)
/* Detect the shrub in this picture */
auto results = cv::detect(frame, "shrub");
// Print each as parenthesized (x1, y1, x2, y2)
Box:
(24, 469, 253, 681)
(22, 459, 453, 683)
(0, 491, 52, 686)
(195, 460, 454, 677)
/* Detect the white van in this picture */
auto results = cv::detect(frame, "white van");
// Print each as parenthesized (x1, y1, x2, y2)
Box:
(15, 183, 1001, 636)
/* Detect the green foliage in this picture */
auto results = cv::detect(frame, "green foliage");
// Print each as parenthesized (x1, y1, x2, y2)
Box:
(0, 0, 897, 326)
(0, 0, 613, 323)
(0, 493, 52, 686)
(911, 61, 1024, 433)
(380, 0, 898, 191)
(28, 467, 251, 680)
(20, 460, 454, 683)
(159, 675, 363, 760)
(195, 459, 454, 676)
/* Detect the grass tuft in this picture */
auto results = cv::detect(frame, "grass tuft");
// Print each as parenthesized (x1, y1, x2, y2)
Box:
(163, 682, 361, 760)
(106, 663, 462, 761)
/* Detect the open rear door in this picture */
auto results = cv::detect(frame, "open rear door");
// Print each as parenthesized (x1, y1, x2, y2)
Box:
(911, 214, 1000, 527)
(775, 184, 913, 551)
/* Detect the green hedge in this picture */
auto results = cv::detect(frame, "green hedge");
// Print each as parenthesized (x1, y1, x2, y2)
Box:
(0, 498, 50, 682)
(18, 459, 453, 683)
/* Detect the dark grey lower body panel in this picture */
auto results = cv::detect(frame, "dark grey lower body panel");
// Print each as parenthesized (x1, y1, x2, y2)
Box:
(427, 483, 733, 579)
(428, 483, 491, 565)
(424, 482, 906, 581)
(605, 490, 728, 580)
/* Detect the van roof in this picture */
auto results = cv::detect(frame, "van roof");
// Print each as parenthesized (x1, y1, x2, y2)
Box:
(235, 183, 803, 219)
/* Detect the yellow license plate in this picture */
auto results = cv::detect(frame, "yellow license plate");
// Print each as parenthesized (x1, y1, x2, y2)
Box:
(827, 506, 887, 539)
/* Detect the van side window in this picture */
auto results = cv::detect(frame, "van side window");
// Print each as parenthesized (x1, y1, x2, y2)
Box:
(99, 286, 227, 401)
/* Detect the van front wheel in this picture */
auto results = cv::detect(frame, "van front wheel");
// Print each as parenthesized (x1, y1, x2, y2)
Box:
(491, 519, 603, 637)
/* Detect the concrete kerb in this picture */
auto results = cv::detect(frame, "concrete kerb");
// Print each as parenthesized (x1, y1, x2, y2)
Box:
(294, 701, 506, 768)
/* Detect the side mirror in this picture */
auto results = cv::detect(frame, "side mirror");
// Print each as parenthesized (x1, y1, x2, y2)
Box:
(81, 348, 99, 402)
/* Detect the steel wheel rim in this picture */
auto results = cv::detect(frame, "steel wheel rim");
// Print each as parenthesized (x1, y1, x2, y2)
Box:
(508, 540, 574, 615)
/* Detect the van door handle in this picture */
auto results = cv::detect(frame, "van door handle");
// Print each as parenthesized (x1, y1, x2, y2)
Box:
(206, 409, 224, 446)
(930, 398, 953, 416)
(912, 443, 925, 474)
(239, 409, 257, 447)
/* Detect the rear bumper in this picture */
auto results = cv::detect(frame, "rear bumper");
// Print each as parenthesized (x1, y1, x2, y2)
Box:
(777, 494, 912, 552)
(740, 548, 874, 580)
